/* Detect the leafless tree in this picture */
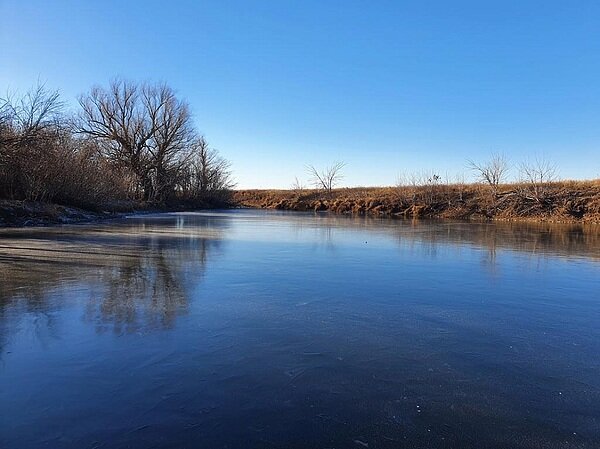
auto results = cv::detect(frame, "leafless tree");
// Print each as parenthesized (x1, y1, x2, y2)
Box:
(0, 83, 63, 147)
(145, 84, 196, 202)
(0, 84, 132, 205)
(77, 79, 159, 199)
(468, 153, 510, 197)
(76, 79, 202, 202)
(0, 83, 66, 200)
(518, 157, 558, 204)
(1, 79, 233, 209)
(179, 136, 234, 198)
(306, 161, 346, 192)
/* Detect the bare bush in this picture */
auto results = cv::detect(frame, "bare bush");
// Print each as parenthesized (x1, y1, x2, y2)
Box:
(422, 170, 442, 205)
(52, 139, 131, 208)
(518, 157, 558, 204)
(454, 173, 466, 202)
(291, 176, 305, 191)
(468, 153, 510, 197)
(396, 170, 443, 206)
(307, 161, 346, 192)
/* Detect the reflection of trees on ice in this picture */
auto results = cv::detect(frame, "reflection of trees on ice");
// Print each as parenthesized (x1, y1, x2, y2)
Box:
(0, 218, 228, 343)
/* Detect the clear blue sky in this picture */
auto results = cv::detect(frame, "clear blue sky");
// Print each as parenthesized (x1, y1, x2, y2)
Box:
(1, 1, 599, 188)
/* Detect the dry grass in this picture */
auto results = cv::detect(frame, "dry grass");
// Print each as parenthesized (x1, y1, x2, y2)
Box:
(234, 180, 600, 223)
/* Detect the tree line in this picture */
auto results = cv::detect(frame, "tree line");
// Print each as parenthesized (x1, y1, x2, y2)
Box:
(0, 80, 234, 210)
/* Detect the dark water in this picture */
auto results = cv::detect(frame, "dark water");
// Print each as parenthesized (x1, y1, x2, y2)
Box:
(1, 210, 599, 449)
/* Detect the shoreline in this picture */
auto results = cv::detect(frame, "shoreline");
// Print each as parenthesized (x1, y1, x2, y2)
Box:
(234, 182, 600, 225)
(0, 200, 223, 228)
(3, 180, 600, 228)
(2, 207, 598, 229)
(0, 201, 117, 228)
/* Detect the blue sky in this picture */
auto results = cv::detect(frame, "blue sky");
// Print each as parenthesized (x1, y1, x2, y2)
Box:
(1, 1, 599, 188)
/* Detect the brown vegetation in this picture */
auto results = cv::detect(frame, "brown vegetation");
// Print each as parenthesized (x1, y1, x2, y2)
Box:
(0, 81, 234, 219)
(2, 83, 598, 227)
(234, 179, 600, 223)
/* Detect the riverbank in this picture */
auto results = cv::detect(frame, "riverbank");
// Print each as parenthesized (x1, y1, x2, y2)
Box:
(234, 180, 600, 224)
(4, 181, 600, 227)
(0, 200, 128, 227)
(0, 196, 232, 227)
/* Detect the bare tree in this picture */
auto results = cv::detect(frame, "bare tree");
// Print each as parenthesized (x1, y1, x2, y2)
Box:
(518, 157, 558, 204)
(306, 161, 346, 192)
(145, 84, 195, 202)
(180, 136, 234, 196)
(1, 79, 233, 209)
(76, 79, 158, 199)
(468, 153, 510, 197)
(0, 83, 63, 147)
(76, 79, 198, 202)
(0, 83, 66, 200)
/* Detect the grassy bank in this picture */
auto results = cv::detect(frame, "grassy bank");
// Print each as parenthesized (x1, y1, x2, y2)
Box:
(234, 180, 600, 223)
(4, 181, 600, 227)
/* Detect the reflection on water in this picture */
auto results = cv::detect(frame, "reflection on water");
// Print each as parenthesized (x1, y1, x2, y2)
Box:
(0, 216, 226, 335)
(287, 213, 600, 259)
(0, 211, 599, 449)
